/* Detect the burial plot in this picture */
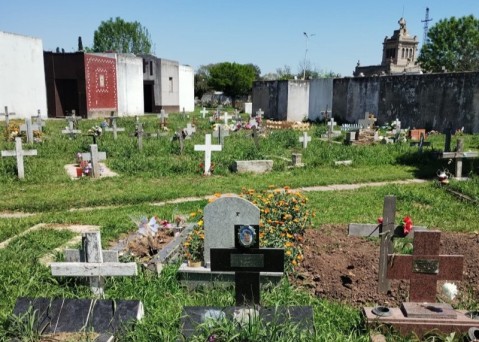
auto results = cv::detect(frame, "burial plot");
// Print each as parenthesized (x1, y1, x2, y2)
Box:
(440, 138, 478, 179)
(81, 144, 107, 178)
(0, 106, 15, 126)
(181, 224, 313, 338)
(358, 112, 377, 129)
(1, 137, 37, 179)
(104, 113, 125, 140)
(194, 134, 221, 175)
(363, 230, 475, 338)
(50, 231, 137, 296)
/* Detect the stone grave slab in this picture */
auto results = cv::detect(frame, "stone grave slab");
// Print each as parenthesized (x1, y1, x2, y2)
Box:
(13, 297, 143, 335)
(232, 160, 273, 174)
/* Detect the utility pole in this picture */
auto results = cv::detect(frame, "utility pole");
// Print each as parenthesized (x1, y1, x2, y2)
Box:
(421, 7, 433, 46)
(303, 32, 315, 80)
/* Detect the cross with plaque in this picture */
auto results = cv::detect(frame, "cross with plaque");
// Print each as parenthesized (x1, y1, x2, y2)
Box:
(210, 225, 284, 305)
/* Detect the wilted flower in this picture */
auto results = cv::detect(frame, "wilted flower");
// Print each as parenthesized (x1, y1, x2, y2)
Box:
(442, 282, 458, 300)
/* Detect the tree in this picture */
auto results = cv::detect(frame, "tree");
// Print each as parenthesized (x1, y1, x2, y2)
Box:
(93, 17, 152, 54)
(207, 62, 259, 105)
(276, 65, 295, 80)
(194, 64, 213, 98)
(418, 15, 479, 72)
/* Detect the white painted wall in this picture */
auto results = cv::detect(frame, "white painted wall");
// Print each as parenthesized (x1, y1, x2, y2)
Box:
(287, 81, 310, 121)
(160, 59, 179, 108)
(0, 31, 47, 119)
(100, 53, 144, 116)
(179, 64, 194, 112)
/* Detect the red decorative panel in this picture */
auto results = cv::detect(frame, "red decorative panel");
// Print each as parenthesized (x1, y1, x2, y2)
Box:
(85, 54, 117, 111)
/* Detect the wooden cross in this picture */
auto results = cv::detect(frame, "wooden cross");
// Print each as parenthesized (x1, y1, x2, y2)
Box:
(299, 131, 311, 149)
(104, 113, 125, 140)
(212, 125, 230, 146)
(158, 110, 168, 128)
(1, 137, 37, 179)
(135, 123, 144, 151)
(200, 107, 208, 119)
(194, 134, 222, 175)
(387, 230, 463, 303)
(211, 225, 284, 305)
(1, 106, 16, 127)
(81, 144, 106, 178)
(50, 231, 137, 296)
(440, 139, 478, 179)
(321, 108, 331, 121)
(20, 119, 40, 143)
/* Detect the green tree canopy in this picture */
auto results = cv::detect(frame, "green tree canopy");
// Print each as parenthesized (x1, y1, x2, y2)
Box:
(206, 62, 259, 103)
(418, 15, 479, 72)
(93, 17, 152, 54)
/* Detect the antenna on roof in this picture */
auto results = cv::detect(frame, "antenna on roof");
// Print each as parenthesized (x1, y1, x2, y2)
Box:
(421, 7, 433, 45)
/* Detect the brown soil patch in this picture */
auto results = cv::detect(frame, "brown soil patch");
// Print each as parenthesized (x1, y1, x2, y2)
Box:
(292, 224, 479, 308)
(116, 229, 176, 262)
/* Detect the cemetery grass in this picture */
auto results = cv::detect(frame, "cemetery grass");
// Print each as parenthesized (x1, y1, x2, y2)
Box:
(1, 113, 478, 340)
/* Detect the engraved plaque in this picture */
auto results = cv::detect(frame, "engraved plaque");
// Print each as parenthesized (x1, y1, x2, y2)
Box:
(230, 254, 264, 268)
(413, 259, 439, 274)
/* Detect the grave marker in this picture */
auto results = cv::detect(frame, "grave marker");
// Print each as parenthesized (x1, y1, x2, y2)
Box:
(81, 144, 106, 178)
(255, 108, 264, 120)
(65, 110, 81, 130)
(1, 106, 16, 126)
(223, 111, 231, 126)
(200, 107, 208, 119)
(20, 118, 40, 143)
(62, 120, 81, 137)
(299, 131, 311, 149)
(158, 109, 168, 129)
(358, 112, 376, 129)
(135, 122, 144, 151)
(50, 231, 137, 296)
(1, 137, 37, 179)
(210, 225, 284, 305)
(252, 125, 260, 149)
(184, 123, 196, 138)
(32, 110, 45, 131)
(440, 139, 478, 179)
(104, 113, 125, 140)
(212, 125, 230, 146)
(194, 134, 222, 176)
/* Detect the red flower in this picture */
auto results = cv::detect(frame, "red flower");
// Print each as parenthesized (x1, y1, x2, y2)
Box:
(403, 216, 413, 235)
(377, 217, 383, 224)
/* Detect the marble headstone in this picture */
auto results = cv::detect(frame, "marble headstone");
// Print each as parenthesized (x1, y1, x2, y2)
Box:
(203, 196, 260, 268)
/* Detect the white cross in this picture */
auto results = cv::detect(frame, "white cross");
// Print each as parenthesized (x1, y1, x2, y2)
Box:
(158, 109, 168, 126)
(185, 123, 196, 137)
(1, 137, 37, 179)
(20, 118, 40, 143)
(62, 120, 82, 136)
(200, 107, 208, 119)
(81, 144, 107, 178)
(256, 108, 264, 119)
(194, 134, 222, 175)
(299, 131, 312, 149)
(50, 231, 137, 296)
(223, 111, 231, 126)
(1, 106, 16, 126)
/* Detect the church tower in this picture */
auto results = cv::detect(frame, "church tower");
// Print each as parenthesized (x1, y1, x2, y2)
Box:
(381, 17, 419, 68)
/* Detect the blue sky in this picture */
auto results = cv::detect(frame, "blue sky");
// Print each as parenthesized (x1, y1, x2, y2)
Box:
(2, 0, 478, 77)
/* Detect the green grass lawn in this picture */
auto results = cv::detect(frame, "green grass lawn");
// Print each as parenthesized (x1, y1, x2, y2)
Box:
(0, 110, 478, 341)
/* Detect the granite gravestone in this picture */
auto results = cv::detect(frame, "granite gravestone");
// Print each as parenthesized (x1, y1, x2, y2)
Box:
(181, 224, 313, 339)
(363, 230, 472, 338)
(203, 196, 260, 268)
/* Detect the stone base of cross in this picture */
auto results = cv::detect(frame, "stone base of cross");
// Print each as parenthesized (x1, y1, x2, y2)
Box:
(50, 231, 137, 297)
(1, 137, 37, 179)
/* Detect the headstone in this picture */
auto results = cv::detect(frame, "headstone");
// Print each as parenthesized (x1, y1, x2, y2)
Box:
(194, 134, 222, 175)
(158, 110, 168, 129)
(210, 225, 284, 305)
(1, 137, 37, 179)
(244, 102, 252, 115)
(20, 118, 40, 143)
(81, 144, 106, 178)
(135, 122, 144, 151)
(200, 107, 208, 119)
(291, 153, 304, 167)
(104, 113, 125, 140)
(50, 231, 137, 296)
(1, 106, 16, 126)
(440, 139, 478, 179)
(203, 196, 260, 268)
(299, 131, 311, 149)
(212, 125, 230, 146)
(363, 231, 472, 338)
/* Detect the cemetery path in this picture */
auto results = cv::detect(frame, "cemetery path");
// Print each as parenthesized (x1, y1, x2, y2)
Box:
(293, 224, 479, 308)
(299, 178, 426, 192)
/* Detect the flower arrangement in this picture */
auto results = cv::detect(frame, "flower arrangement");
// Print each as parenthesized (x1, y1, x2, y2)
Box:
(442, 282, 459, 300)
(198, 162, 215, 175)
(87, 125, 102, 137)
(401, 216, 413, 235)
(183, 222, 204, 263)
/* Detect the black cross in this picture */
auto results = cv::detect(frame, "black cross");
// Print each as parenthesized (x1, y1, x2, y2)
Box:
(210, 225, 284, 306)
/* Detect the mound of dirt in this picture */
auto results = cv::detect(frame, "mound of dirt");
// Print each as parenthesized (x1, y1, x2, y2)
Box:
(292, 224, 479, 308)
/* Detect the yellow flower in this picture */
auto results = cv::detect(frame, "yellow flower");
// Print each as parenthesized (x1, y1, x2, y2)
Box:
(190, 212, 197, 218)
(286, 250, 292, 256)
(197, 220, 203, 226)
(292, 260, 297, 266)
